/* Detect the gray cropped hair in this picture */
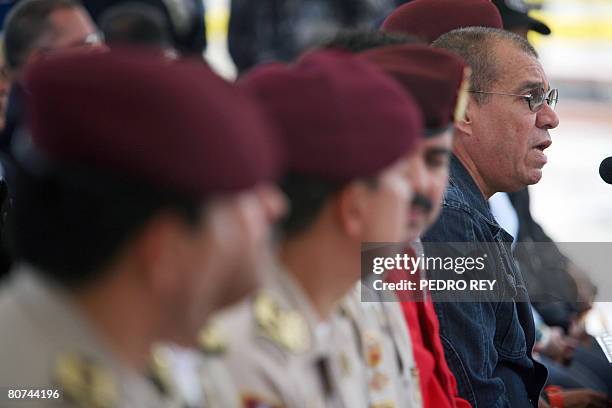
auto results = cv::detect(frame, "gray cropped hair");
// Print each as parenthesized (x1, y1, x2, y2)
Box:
(432, 27, 538, 104)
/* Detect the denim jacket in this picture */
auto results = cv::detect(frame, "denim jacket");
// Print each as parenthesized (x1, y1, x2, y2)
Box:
(422, 155, 548, 407)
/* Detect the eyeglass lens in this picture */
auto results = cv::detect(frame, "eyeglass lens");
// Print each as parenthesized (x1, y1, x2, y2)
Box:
(529, 88, 558, 111)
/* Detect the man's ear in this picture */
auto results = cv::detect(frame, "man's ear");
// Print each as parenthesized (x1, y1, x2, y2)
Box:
(454, 98, 477, 137)
(132, 212, 192, 298)
(335, 182, 370, 240)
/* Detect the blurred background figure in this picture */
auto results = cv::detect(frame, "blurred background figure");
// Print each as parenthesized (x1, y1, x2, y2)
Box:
(492, 0, 550, 38)
(1, 0, 102, 155)
(227, 0, 403, 74)
(3, 0, 101, 81)
(98, 1, 175, 53)
(381, 0, 503, 43)
(0, 0, 104, 281)
(83, 0, 206, 58)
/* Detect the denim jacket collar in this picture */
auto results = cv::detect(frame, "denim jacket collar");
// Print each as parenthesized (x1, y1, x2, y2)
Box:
(447, 154, 512, 243)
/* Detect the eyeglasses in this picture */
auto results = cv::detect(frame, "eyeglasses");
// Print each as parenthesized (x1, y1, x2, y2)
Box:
(39, 32, 104, 54)
(469, 88, 558, 112)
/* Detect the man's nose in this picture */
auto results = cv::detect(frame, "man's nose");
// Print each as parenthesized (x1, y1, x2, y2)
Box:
(410, 158, 429, 197)
(536, 102, 559, 130)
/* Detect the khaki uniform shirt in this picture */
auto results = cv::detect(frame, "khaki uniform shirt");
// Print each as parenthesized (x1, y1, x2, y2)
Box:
(341, 283, 423, 408)
(0, 265, 186, 408)
(205, 263, 368, 408)
(151, 343, 243, 408)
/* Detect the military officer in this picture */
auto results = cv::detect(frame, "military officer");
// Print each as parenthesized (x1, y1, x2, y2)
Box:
(0, 49, 283, 407)
(341, 282, 424, 408)
(203, 49, 425, 408)
(322, 28, 473, 408)
(356, 43, 473, 408)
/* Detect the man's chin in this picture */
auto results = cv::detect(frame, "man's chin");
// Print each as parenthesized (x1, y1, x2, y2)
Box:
(526, 169, 543, 185)
(217, 275, 259, 310)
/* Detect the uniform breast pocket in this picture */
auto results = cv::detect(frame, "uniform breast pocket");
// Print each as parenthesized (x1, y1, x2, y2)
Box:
(494, 302, 527, 361)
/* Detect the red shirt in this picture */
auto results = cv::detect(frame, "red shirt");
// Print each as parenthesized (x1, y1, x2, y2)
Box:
(401, 297, 471, 408)
(386, 264, 471, 408)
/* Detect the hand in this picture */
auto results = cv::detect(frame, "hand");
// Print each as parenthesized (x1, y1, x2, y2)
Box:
(539, 327, 578, 364)
(562, 389, 612, 408)
(569, 318, 590, 344)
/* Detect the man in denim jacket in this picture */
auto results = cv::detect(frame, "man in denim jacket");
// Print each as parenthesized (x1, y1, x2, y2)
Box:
(422, 27, 560, 407)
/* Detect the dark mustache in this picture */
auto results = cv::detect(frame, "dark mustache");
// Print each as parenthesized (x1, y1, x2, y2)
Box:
(411, 194, 433, 213)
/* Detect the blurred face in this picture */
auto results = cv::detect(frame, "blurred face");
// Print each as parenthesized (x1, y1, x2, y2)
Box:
(46, 7, 102, 50)
(405, 129, 453, 238)
(17, 6, 103, 79)
(172, 184, 286, 344)
(355, 155, 417, 243)
(467, 41, 559, 193)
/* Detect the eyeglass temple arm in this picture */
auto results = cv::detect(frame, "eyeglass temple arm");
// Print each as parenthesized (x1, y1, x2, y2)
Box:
(468, 90, 532, 98)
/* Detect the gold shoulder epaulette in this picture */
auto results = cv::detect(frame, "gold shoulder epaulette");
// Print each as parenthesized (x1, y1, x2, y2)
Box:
(54, 353, 117, 408)
(148, 346, 175, 397)
(254, 293, 310, 353)
(198, 322, 226, 355)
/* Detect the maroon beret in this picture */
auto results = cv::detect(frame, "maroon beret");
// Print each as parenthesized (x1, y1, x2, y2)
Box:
(381, 0, 503, 43)
(23, 49, 280, 198)
(359, 44, 469, 133)
(240, 50, 423, 183)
